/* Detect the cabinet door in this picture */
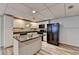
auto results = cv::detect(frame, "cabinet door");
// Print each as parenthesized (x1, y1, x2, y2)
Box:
(13, 20, 25, 29)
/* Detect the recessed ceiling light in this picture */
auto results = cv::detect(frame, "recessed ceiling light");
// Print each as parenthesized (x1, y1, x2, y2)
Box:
(32, 10, 36, 14)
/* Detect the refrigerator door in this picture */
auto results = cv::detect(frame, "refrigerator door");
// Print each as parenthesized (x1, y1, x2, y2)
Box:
(47, 23, 59, 46)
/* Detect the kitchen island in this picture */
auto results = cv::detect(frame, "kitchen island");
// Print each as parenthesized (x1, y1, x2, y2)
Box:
(13, 31, 43, 55)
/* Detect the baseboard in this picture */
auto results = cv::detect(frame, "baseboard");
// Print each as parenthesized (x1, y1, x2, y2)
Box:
(59, 43, 79, 49)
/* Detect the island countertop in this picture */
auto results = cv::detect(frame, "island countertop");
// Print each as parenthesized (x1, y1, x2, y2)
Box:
(13, 31, 40, 35)
(13, 31, 45, 43)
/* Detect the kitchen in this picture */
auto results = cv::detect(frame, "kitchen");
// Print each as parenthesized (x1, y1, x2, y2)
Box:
(0, 3, 79, 55)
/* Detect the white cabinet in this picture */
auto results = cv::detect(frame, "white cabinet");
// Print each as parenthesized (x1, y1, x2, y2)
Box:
(30, 22, 39, 28)
(13, 19, 25, 29)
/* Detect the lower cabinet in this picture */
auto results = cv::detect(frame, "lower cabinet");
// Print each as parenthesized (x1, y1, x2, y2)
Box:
(19, 37, 42, 55)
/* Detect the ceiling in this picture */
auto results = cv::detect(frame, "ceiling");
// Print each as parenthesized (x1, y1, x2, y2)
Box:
(0, 3, 79, 22)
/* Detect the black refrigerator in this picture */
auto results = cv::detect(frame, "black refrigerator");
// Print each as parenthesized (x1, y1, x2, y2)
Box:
(47, 23, 60, 46)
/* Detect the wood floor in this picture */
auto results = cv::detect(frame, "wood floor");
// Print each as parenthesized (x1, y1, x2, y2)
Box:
(36, 42, 79, 55)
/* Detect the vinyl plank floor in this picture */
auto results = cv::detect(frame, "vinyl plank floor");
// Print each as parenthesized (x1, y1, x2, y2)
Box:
(36, 42, 79, 55)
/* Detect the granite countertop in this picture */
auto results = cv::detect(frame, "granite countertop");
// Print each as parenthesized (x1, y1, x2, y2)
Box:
(13, 34, 43, 43)
(13, 30, 46, 43)
(13, 31, 40, 35)
(21, 35, 43, 42)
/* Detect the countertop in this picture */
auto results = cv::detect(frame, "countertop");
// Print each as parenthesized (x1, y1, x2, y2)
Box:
(13, 34, 43, 43)
(13, 30, 46, 43)
(13, 31, 40, 35)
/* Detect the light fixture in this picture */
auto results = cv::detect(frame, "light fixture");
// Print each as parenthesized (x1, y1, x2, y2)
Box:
(32, 10, 36, 14)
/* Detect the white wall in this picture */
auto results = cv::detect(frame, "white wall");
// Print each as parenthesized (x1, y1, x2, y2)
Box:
(2, 15, 13, 48)
(0, 16, 1, 47)
(50, 16, 79, 47)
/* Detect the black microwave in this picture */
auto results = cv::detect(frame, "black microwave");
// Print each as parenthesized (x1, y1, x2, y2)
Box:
(39, 24, 45, 28)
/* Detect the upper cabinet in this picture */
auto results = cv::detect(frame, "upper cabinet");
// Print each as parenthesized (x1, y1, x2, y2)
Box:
(30, 22, 39, 28)
(13, 19, 26, 29)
